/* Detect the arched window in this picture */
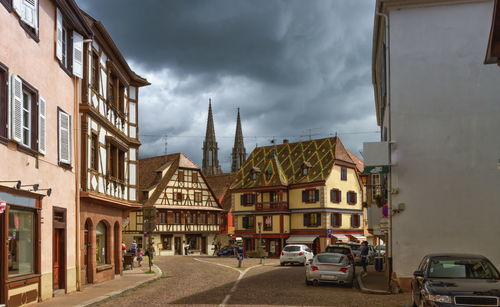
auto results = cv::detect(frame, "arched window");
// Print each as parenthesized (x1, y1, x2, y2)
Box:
(96, 222, 108, 265)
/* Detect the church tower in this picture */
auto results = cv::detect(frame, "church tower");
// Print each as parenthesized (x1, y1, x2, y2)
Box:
(202, 99, 222, 176)
(231, 108, 246, 173)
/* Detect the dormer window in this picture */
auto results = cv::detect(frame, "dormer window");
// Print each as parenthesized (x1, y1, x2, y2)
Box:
(301, 162, 312, 176)
(251, 167, 261, 180)
(265, 168, 273, 180)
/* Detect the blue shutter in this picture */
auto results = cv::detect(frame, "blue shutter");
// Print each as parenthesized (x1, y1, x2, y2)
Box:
(315, 190, 319, 202)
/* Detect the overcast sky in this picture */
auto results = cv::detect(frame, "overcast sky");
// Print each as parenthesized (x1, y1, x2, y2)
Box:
(77, 0, 379, 172)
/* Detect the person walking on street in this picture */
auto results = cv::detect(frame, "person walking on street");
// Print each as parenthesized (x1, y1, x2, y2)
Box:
(131, 240, 138, 256)
(360, 241, 369, 277)
(136, 248, 143, 267)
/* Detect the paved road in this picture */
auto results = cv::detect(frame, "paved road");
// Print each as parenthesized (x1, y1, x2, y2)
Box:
(96, 256, 411, 307)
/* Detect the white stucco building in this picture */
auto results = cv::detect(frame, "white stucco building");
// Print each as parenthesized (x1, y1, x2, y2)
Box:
(366, 0, 500, 290)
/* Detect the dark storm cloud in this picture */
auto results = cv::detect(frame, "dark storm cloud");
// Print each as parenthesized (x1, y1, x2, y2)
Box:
(77, 0, 378, 171)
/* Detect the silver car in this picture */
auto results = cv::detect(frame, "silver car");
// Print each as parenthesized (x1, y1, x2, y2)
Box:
(280, 244, 314, 266)
(305, 253, 355, 287)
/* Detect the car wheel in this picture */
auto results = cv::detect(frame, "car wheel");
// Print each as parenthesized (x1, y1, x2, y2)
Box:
(280, 262, 285, 266)
(305, 278, 312, 286)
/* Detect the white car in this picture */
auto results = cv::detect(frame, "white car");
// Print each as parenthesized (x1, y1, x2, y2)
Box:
(280, 244, 314, 266)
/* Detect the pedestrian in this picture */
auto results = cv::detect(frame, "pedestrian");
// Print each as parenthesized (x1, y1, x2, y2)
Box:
(184, 243, 189, 256)
(360, 241, 369, 276)
(136, 248, 143, 267)
(131, 240, 138, 256)
(121, 241, 127, 256)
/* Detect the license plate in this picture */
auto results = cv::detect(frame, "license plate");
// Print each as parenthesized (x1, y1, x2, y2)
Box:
(321, 274, 337, 280)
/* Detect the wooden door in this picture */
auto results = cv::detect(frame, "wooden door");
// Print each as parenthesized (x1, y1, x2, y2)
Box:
(84, 228, 90, 284)
(174, 237, 182, 255)
(53, 229, 64, 289)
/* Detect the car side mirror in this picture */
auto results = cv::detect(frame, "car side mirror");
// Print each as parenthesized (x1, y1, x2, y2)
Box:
(413, 270, 424, 278)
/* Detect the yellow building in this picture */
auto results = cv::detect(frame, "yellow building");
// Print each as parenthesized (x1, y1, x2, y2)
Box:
(231, 137, 365, 256)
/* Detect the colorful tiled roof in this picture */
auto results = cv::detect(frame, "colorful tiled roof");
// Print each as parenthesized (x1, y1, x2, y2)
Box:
(231, 137, 356, 189)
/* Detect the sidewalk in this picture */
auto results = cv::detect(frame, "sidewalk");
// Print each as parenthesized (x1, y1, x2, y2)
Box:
(356, 265, 392, 295)
(37, 264, 162, 307)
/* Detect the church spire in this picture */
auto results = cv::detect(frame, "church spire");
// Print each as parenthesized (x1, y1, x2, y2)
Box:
(202, 99, 222, 176)
(231, 108, 246, 173)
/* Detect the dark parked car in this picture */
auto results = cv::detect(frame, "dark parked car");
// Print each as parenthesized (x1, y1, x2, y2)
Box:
(412, 253, 500, 307)
(216, 245, 243, 256)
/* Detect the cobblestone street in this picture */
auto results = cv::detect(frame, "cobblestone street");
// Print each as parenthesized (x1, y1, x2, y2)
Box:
(96, 256, 411, 306)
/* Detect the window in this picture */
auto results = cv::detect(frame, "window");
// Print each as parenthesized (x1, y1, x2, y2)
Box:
(347, 191, 357, 205)
(371, 174, 381, 198)
(8, 209, 35, 277)
(350, 215, 361, 228)
(107, 141, 126, 181)
(176, 193, 183, 202)
(160, 235, 172, 250)
(186, 212, 192, 224)
(302, 167, 308, 176)
(330, 189, 341, 203)
(174, 212, 180, 224)
(303, 213, 321, 227)
(58, 109, 72, 165)
(12, 0, 38, 40)
(194, 192, 202, 203)
(208, 213, 215, 225)
(159, 212, 166, 224)
(331, 213, 342, 227)
(91, 52, 99, 91)
(240, 194, 256, 206)
(301, 162, 311, 176)
(90, 133, 98, 170)
(107, 72, 125, 114)
(21, 90, 31, 147)
(199, 213, 206, 224)
(192, 172, 198, 183)
(178, 171, 184, 182)
(251, 168, 261, 180)
(96, 222, 108, 265)
(242, 216, 254, 229)
(269, 191, 277, 203)
(302, 189, 319, 203)
(264, 216, 272, 230)
(55, 8, 84, 77)
(341, 167, 347, 181)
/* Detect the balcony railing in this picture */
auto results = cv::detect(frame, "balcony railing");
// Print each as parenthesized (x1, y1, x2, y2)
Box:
(255, 202, 288, 211)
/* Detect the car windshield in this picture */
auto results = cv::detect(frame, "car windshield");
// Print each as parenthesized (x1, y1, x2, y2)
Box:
(428, 258, 500, 279)
(317, 254, 343, 264)
(377, 246, 386, 250)
(326, 247, 349, 254)
(283, 246, 301, 252)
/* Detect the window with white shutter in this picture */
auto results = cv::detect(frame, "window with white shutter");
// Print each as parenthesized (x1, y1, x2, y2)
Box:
(58, 109, 71, 164)
(72, 31, 83, 78)
(10, 74, 23, 143)
(38, 97, 46, 154)
(56, 8, 63, 61)
(22, 0, 37, 30)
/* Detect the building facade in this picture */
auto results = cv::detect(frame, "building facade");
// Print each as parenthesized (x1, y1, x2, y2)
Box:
(124, 153, 224, 256)
(78, 12, 149, 285)
(367, 0, 500, 290)
(231, 137, 365, 257)
(0, 0, 91, 304)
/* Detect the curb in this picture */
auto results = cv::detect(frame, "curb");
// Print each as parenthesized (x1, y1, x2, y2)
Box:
(75, 264, 163, 307)
(356, 272, 392, 295)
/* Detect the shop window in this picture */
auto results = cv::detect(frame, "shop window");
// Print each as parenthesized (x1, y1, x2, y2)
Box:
(133, 236, 143, 249)
(186, 235, 198, 250)
(160, 235, 172, 250)
(8, 209, 35, 277)
(264, 216, 272, 230)
(194, 192, 202, 203)
(341, 167, 347, 181)
(96, 222, 108, 265)
(302, 189, 319, 203)
(330, 189, 341, 203)
(303, 213, 321, 227)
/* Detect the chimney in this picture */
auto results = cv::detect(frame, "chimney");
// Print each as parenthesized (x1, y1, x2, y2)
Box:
(283, 139, 289, 144)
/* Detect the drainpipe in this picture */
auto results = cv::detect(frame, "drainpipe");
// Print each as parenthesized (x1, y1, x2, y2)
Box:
(376, 10, 393, 287)
(74, 76, 81, 291)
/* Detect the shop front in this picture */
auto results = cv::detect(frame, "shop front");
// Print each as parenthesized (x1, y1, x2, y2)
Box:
(0, 187, 43, 307)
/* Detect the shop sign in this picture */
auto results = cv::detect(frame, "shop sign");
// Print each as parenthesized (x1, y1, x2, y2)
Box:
(327, 229, 333, 238)
(0, 200, 6, 214)
(363, 165, 390, 174)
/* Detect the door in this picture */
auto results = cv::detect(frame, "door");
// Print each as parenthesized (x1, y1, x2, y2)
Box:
(53, 229, 64, 289)
(174, 237, 182, 255)
(201, 237, 207, 254)
(84, 224, 90, 284)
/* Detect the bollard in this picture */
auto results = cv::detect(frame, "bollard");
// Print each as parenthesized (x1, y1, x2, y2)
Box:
(237, 253, 243, 268)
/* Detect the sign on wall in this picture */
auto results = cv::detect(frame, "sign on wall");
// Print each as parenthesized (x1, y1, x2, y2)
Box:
(0, 200, 6, 214)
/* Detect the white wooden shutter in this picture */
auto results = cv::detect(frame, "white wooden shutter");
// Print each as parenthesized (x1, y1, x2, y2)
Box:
(23, 0, 37, 30)
(56, 8, 63, 61)
(72, 31, 84, 78)
(10, 75, 23, 143)
(13, 0, 24, 19)
(58, 111, 71, 164)
(38, 97, 46, 154)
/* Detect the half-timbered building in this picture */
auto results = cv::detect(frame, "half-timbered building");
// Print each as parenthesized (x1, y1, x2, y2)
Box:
(78, 11, 149, 284)
(231, 137, 365, 257)
(124, 153, 224, 256)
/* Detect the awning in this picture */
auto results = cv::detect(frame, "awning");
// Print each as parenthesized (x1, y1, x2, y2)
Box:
(286, 235, 318, 244)
(332, 234, 349, 241)
(351, 234, 367, 241)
